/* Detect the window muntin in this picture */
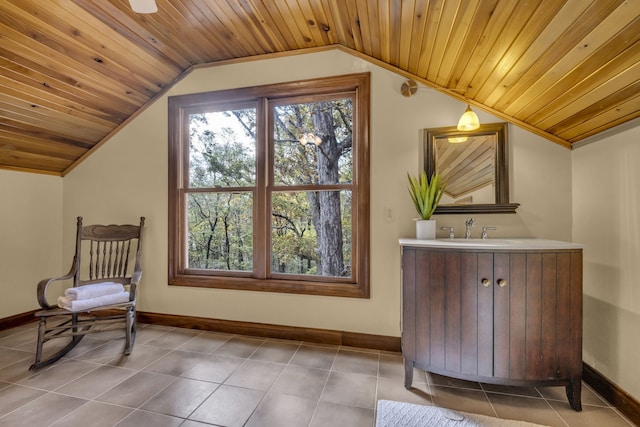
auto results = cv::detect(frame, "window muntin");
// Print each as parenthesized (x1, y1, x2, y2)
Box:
(168, 73, 370, 297)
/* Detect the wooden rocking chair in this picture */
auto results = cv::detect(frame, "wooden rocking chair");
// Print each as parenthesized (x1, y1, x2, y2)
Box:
(30, 216, 145, 370)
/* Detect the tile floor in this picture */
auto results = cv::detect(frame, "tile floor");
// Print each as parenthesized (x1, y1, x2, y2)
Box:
(0, 321, 635, 427)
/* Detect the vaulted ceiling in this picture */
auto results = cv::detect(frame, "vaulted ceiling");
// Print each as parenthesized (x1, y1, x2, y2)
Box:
(1, 0, 639, 176)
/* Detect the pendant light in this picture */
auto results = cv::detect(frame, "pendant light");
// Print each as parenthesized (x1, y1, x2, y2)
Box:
(457, 104, 480, 131)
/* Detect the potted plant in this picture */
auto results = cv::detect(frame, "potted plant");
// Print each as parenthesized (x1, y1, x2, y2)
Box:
(407, 170, 446, 239)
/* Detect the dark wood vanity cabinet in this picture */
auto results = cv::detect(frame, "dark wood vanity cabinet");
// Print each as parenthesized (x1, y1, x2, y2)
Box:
(401, 246, 583, 411)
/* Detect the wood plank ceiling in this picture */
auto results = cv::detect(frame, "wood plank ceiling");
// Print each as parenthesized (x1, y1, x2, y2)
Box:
(1, 0, 639, 175)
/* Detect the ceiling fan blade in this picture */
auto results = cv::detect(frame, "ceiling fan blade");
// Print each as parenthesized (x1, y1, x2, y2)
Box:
(129, 0, 157, 13)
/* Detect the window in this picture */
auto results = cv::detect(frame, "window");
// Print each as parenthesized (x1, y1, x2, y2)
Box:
(168, 73, 370, 297)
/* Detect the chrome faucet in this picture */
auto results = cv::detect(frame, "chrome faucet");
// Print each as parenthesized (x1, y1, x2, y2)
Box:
(441, 226, 455, 239)
(481, 226, 496, 239)
(464, 217, 475, 239)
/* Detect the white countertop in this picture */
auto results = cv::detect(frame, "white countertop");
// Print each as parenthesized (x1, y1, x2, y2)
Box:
(399, 238, 584, 250)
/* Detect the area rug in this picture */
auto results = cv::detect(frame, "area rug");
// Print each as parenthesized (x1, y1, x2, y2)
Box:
(376, 400, 548, 427)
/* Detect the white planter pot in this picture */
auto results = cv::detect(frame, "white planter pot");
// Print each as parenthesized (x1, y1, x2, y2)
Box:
(415, 219, 436, 239)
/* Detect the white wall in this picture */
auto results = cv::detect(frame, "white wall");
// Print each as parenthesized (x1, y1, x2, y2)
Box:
(62, 49, 573, 337)
(0, 170, 63, 318)
(573, 125, 640, 401)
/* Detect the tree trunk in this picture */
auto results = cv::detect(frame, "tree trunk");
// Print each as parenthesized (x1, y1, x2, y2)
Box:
(312, 103, 344, 276)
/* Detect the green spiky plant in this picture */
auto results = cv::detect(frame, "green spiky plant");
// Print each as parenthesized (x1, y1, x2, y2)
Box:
(407, 171, 447, 220)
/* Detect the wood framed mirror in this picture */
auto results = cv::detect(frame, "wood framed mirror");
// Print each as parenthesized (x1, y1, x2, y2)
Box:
(424, 122, 519, 214)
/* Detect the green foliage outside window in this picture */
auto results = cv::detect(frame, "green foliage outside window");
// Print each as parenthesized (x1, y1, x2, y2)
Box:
(186, 98, 354, 278)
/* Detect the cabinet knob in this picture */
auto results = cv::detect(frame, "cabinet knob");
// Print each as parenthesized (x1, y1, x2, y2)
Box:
(498, 279, 508, 287)
(481, 278, 491, 287)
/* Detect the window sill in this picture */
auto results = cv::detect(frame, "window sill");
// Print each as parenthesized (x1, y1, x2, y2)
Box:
(169, 274, 369, 298)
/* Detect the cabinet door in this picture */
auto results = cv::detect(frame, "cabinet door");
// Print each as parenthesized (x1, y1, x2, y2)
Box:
(493, 252, 526, 379)
(418, 250, 494, 378)
(475, 252, 494, 377)
(456, 251, 495, 377)
(401, 247, 455, 373)
(492, 251, 582, 381)
(420, 250, 470, 374)
(418, 250, 445, 370)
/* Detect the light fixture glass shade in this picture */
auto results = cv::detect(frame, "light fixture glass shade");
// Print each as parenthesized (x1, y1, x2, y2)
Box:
(457, 105, 480, 131)
(129, 0, 158, 13)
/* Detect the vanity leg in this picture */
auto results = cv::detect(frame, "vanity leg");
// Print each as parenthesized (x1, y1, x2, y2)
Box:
(566, 378, 582, 411)
(404, 359, 414, 389)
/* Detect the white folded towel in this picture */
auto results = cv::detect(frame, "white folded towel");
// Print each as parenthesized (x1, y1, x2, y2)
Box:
(64, 282, 125, 301)
(57, 291, 130, 311)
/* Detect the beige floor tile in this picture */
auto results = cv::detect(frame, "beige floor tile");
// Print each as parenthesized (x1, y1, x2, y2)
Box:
(55, 365, 136, 399)
(182, 354, 243, 383)
(0, 349, 32, 370)
(537, 383, 609, 407)
(0, 392, 86, 427)
(0, 322, 634, 427)
(224, 359, 285, 391)
(430, 385, 496, 417)
(382, 358, 430, 386)
(115, 409, 183, 427)
(378, 354, 405, 380)
(141, 377, 218, 418)
(245, 392, 316, 427)
(377, 376, 433, 406)
(142, 350, 208, 376)
(0, 327, 25, 340)
(310, 400, 375, 427)
(549, 400, 636, 427)
(189, 384, 264, 427)
(487, 391, 566, 427)
(0, 384, 47, 417)
(96, 371, 175, 408)
(180, 421, 212, 427)
(50, 401, 133, 427)
(65, 336, 118, 358)
(133, 326, 175, 345)
(481, 382, 543, 398)
(426, 371, 483, 389)
(144, 329, 200, 349)
(332, 349, 379, 376)
(0, 358, 36, 383)
(250, 340, 300, 363)
(87, 328, 130, 342)
(0, 329, 37, 349)
(178, 331, 231, 353)
(289, 344, 338, 370)
(2, 342, 35, 355)
(321, 371, 377, 409)
(270, 365, 329, 400)
(107, 344, 172, 370)
(340, 345, 380, 355)
(18, 359, 98, 391)
(68, 339, 130, 362)
(213, 336, 265, 358)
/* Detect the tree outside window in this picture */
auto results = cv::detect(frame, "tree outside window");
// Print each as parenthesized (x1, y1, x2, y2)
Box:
(168, 73, 370, 297)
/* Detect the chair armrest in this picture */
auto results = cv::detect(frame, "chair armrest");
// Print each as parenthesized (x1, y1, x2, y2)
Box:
(36, 262, 77, 309)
